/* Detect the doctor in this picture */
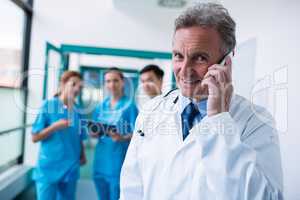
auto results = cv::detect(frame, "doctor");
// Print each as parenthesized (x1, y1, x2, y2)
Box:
(120, 2, 283, 200)
(32, 71, 86, 200)
(92, 67, 138, 200)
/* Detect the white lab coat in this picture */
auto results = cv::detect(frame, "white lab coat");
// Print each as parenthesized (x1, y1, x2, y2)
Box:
(120, 90, 283, 200)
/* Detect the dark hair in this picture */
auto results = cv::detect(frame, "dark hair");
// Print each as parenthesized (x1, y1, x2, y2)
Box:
(104, 67, 124, 80)
(54, 70, 82, 96)
(140, 64, 164, 80)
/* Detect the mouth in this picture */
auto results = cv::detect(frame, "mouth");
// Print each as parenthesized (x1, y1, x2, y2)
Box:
(181, 79, 201, 85)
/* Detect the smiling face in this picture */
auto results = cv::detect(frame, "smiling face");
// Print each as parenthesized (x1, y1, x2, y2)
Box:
(172, 26, 224, 100)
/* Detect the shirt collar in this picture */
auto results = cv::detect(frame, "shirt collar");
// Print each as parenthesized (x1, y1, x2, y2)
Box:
(178, 93, 207, 117)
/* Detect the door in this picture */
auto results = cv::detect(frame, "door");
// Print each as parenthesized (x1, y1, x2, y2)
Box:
(43, 42, 69, 99)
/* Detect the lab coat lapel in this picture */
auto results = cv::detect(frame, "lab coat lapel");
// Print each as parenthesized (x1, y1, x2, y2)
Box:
(152, 96, 180, 137)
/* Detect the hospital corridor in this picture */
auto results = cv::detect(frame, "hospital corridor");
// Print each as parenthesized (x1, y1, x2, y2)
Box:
(1, 0, 300, 200)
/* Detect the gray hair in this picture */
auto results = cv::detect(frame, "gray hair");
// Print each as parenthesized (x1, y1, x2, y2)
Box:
(174, 2, 236, 54)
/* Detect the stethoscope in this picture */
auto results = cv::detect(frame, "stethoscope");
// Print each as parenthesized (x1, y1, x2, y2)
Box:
(138, 88, 179, 137)
(137, 52, 233, 137)
(137, 129, 145, 137)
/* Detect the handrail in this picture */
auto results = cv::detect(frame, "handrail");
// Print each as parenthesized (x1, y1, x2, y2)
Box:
(0, 124, 32, 136)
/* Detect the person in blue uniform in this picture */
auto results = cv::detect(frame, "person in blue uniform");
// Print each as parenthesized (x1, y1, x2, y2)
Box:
(32, 71, 87, 200)
(91, 67, 138, 200)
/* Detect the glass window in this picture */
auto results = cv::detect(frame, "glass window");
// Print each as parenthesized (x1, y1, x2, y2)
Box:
(0, 0, 28, 172)
(0, 0, 25, 88)
(0, 130, 23, 167)
(0, 88, 24, 131)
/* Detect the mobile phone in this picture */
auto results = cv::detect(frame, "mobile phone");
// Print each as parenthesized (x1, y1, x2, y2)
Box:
(218, 51, 233, 66)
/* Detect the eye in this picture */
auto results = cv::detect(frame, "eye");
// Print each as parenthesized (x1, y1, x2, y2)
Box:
(194, 55, 208, 64)
(172, 52, 183, 61)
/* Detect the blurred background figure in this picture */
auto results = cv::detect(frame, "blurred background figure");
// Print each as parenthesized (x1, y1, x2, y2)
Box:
(137, 64, 164, 109)
(90, 67, 138, 200)
(31, 71, 87, 200)
(140, 64, 164, 98)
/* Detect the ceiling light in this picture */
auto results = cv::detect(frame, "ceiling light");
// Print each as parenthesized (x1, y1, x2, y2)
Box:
(158, 0, 187, 8)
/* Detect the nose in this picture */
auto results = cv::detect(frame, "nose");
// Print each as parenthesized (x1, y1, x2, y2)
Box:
(181, 59, 194, 78)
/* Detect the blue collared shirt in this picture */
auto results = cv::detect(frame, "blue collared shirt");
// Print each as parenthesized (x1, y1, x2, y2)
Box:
(178, 94, 207, 127)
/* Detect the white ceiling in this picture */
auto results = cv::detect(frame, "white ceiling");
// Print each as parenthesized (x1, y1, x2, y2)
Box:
(112, 0, 215, 11)
(111, 0, 217, 31)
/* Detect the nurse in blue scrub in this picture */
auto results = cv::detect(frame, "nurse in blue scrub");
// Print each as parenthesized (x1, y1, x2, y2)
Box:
(32, 71, 87, 200)
(91, 67, 138, 200)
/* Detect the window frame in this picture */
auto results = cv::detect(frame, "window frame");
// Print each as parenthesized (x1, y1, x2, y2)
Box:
(0, 0, 33, 174)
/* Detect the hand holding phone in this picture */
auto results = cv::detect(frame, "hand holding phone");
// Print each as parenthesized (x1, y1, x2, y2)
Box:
(201, 52, 234, 117)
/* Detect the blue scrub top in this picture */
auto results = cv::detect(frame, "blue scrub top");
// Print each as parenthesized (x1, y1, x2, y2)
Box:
(92, 95, 138, 178)
(32, 97, 87, 183)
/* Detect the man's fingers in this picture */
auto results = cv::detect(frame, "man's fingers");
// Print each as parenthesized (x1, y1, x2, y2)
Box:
(204, 69, 227, 83)
(225, 55, 232, 68)
(201, 76, 220, 97)
(207, 66, 231, 83)
(224, 56, 232, 80)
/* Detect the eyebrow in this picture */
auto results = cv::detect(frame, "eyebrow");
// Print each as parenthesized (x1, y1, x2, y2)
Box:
(190, 51, 210, 59)
(172, 50, 210, 58)
(172, 50, 181, 54)
(105, 78, 120, 81)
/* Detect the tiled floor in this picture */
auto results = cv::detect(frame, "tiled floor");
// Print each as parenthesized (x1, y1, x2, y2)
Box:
(16, 144, 98, 200)
(76, 179, 98, 200)
(78, 143, 98, 200)
(80, 141, 95, 179)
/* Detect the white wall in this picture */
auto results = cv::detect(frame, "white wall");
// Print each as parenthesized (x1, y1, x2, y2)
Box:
(222, 1, 300, 199)
(25, 0, 300, 199)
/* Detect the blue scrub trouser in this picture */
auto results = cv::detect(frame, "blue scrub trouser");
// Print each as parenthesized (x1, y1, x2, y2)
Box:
(35, 180, 77, 200)
(94, 176, 120, 200)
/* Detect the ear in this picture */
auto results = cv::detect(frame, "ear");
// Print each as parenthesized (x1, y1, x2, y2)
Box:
(159, 78, 163, 85)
